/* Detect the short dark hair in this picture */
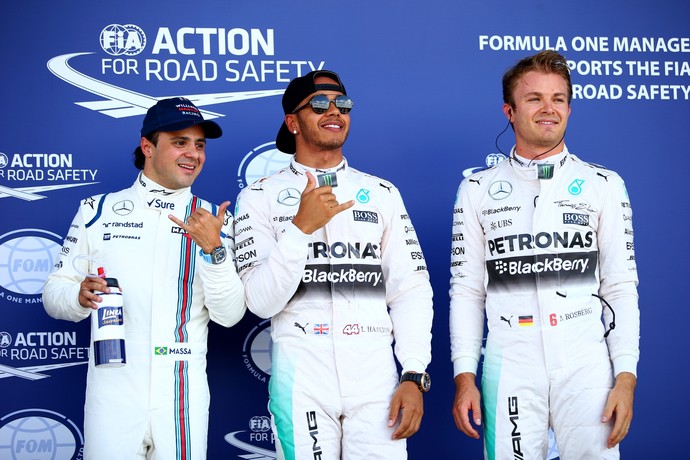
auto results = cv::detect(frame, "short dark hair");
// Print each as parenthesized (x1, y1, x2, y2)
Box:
(502, 50, 572, 107)
(132, 131, 159, 170)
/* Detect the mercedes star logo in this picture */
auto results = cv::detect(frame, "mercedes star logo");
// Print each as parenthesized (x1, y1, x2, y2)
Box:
(488, 181, 513, 200)
(277, 188, 301, 206)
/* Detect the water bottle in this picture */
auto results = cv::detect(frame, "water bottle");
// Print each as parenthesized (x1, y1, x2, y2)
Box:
(91, 275, 126, 367)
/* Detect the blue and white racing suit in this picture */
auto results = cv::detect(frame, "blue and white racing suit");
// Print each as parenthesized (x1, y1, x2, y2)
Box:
(43, 172, 246, 460)
(450, 147, 639, 459)
(235, 158, 433, 460)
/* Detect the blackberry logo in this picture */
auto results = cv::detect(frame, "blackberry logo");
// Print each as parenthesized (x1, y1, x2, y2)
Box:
(494, 260, 509, 274)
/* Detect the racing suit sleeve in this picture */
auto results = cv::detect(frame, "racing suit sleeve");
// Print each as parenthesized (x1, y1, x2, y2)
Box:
(42, 205, 93, 323)
(382, 186, 434, 373)
(449, 178, 487, 377)
(597, 174, 640, 377)
(197, 209, 246, 328)
(234, 186, 312, 319)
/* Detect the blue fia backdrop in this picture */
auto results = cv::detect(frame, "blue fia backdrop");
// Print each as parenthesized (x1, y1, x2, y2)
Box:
(1, 0, 688, 458)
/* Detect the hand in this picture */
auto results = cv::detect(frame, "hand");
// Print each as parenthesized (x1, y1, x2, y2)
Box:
(291, 172, 354, 234)
(168, 201, 230, 253)
(78, 276, 109, 310)
(452, 372, 482, 439)
(602, 372, 636, 448)
(388, 381, 424, 440)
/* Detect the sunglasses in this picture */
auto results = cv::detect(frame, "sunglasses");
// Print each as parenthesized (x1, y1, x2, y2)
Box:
(292, 94, 354, 115)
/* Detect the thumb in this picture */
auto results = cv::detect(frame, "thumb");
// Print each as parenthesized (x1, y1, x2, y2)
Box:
(216, 200, 231, 219)
(472, 400, 483, 426)
(601, 398, 614, 423)
(303, 171, 317, 195)
(388, 397, 401, 427)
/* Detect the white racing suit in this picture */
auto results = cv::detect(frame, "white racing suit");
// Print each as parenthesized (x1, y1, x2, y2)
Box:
(43, 172, 246, 460)
(235, 158, 433, 460)
(449, 147, 639, 459)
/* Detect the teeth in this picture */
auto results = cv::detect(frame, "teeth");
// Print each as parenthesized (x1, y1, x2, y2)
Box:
(179, 164, 194, 170)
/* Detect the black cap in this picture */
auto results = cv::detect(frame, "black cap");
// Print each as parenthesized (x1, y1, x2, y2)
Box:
(141, 97, 222, 139)
(276, 70, 346, 154)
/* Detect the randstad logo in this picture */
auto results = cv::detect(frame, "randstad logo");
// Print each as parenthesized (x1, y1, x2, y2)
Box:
(100, 24, 147, 56)
(0, 229, 63, 302)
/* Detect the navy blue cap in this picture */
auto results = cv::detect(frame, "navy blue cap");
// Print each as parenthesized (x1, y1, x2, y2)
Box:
(141, 97, 222, 139)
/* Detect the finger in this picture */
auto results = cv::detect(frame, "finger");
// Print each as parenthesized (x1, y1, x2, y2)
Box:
(607, 415, 629, 448)
(303, 171, 317, 195)
(330, 200, 355, 215)
(79, 288, 100, 309)
(388, 401, 400, 429)
(168, 213, 187, 229)
(462, 408, 480, 439)
(392, 409, 413, 439)
(453, 402, 479, 439)
(471, 400, 483, 427)
(216, 200, 231, 220)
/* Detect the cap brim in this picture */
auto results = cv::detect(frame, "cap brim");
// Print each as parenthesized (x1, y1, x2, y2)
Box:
(144, 120, 223, 139)
(276, 122, 295, 154)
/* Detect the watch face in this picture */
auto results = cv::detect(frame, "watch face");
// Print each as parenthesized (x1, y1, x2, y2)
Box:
(402, 372, 431, 393)
(420, 373, 431, 392)
(211, 246, 227, 264)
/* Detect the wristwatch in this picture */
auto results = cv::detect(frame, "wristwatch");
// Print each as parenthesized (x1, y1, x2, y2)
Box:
(200, 246, 227, 265)
(400, 372, 431, 393)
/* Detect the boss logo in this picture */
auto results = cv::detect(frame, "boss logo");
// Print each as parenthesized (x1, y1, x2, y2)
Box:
(562, 213, 589, 226)
(353, 210, 378, 223)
